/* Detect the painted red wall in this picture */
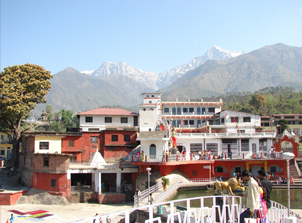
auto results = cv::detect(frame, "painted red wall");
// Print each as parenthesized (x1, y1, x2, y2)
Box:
(0, 191, 24, 205)
(32, 172, 70, 197)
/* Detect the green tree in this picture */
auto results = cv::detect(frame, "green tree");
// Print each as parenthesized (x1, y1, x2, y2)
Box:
(0, 64, 52, 167)
(277, 119, 289, 135)
(45, 105, 53, 122)
(249, 93, 267, 110)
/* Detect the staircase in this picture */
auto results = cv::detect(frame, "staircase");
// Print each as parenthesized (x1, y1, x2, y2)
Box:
(289, 159, 300, 179)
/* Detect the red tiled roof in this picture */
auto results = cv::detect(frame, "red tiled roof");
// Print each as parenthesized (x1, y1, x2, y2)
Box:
(78, 108, 138, 116)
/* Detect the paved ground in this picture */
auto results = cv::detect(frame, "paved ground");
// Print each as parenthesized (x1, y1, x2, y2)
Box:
(0, 203, 133, 223)
(1, 203, 301, 223)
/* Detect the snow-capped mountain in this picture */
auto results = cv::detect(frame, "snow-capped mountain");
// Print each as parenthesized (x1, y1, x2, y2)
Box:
(90, 62, 159, 90)
(81, 70, 95, 76)
(156, 46, 247, 89)
(80, 46, 247, 90)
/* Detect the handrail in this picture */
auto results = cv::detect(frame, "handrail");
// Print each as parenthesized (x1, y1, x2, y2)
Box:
(134, 182, 163, 206)
(294, 159, 301, 177)
(155, 181, 182, 203)
(66, 195, 302, 223)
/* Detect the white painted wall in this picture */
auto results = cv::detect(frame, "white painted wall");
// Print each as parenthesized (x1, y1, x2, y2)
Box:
(80, 115, 137, 131)
(34, 136, 62, 154)
(139, 107, 158, 132)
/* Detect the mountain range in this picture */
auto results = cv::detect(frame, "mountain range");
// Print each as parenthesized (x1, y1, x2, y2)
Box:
(31, 43, 302, 117)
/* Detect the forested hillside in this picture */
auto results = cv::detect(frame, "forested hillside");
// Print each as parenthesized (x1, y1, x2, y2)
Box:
(212, 87, 302, 115)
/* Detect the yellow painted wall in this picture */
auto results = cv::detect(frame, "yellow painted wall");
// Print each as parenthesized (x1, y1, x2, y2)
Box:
(0, 132, 12, 159)
(34, 136, 62, 154)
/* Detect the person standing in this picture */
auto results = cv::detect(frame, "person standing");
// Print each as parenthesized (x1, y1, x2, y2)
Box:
(257, 169, 273, 209)
(239, 170, 260, 223)
(141, 150, 145, 162)
(9, 214, 14, 223)
(230, 149, 233, 160)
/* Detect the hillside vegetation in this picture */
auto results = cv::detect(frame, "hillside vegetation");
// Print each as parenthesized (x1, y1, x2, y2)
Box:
(214, 86, 302, 115)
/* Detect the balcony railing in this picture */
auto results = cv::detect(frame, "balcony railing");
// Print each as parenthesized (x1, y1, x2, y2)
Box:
(126, 151, 277, 163)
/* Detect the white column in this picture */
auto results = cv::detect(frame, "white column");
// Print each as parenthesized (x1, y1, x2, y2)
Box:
(116, 171, 121, 193)
(95, 171, 102, 194)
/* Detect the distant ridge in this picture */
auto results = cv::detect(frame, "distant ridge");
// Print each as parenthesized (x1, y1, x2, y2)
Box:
(31, 44, 302, 117)
(161, 43, 302, 99)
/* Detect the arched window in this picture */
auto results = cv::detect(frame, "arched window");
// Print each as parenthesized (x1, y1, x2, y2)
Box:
(150, 144, 156, 158)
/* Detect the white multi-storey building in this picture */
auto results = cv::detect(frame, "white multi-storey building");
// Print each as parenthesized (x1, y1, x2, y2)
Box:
(138, 94, 276, 161)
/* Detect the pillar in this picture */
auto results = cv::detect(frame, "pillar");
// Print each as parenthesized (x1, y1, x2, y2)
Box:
(116, 171, 121, 193)
(95, 171, 102, 194)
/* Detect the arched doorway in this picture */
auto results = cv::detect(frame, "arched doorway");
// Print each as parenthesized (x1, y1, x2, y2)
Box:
(249, 165, 262, 177)
(150, 144, 156, 159)
(230, 166, 245, 178)
(274, 135, 299, 157)
(177, 145, 186, 153)
(267, 165, 283, 175)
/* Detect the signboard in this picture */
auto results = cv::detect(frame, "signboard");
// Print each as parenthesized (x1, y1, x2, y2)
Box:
(203, 165, 211, 169)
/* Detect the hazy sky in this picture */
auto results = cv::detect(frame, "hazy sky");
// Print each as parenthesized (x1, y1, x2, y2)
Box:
(1, 0, 302, 74)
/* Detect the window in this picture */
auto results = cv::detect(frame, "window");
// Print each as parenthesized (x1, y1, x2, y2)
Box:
(111, 135, 118, 142)
(216, 167, 223, 173)
(221, 118, 225, 124)
(43, 157, 49, 167)
(151, 95, 154, 97)
(68, 140, 74, 147)
(190, 143, 203, 153)
(124, 135, 130, 142)
(105, 117, 112, 123)
(90, 136, 98, 143)
(177, 108, 181, 115)
(164, 108, 169, 113)
(192, 171, 197, 176)
(172, 108, 176, 115)
(172, 120, 176, 127)
(150, 144, 156, 157)
(149, 101, 152, 104)
(85, 117, 93, 123)
(51, 179, 56, 187)
(270, 167, 277, 173)
(183, 108, 188, 113)
(206, 143, 218, 155)
(243, 117, 251, 122)
(189, 120, 194, 125)
(197, 120, 201, 126)
(0, 150, 4, 155)
(208, 108, 215, 112)
(241, 139, 249, 151)
(231, 117, 239, 123)
(183, 120, 188, 125)
(121, 117, 128, 123)
(189, 108, 194, 113)
(39, 142, 49, 150)
(197, 108, 201, 114)
(235, 167, 241, 173)
(134, 116, 138, 126)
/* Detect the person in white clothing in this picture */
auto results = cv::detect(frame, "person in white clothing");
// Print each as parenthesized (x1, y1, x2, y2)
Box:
(239, 170, 260, 223)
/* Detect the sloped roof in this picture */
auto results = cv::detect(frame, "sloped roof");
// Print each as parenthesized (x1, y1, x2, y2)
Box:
(78, 108, 138, 116)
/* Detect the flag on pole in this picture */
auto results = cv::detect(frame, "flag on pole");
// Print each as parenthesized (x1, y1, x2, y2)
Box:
(160, 123, 165, 131)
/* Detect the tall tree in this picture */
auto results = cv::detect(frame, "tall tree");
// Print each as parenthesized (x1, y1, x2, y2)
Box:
(45, 105, 53, 122)
(0, 64, 52, 167)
